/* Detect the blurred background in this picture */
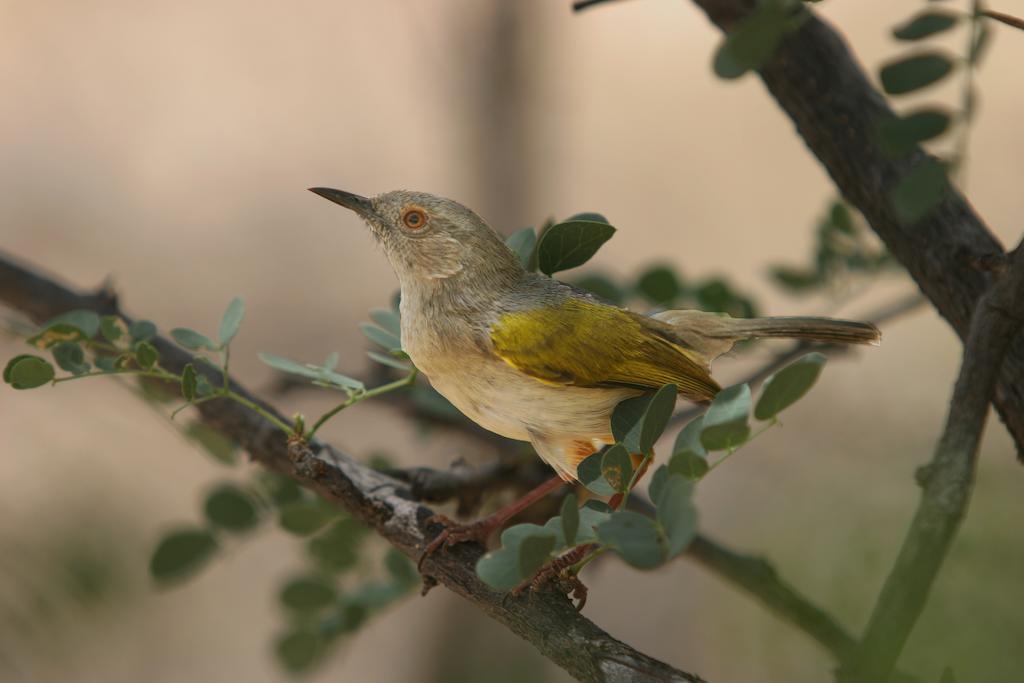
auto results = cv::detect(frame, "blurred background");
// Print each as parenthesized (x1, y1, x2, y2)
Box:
(2, 0, 1022, 681)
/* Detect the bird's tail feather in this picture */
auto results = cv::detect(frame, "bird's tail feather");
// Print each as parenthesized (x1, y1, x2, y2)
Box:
(720, 316, 881, 346)
(651, 310, 880, 365)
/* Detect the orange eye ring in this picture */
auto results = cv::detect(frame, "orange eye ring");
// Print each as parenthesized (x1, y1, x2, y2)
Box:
(401, 207, 427, 230)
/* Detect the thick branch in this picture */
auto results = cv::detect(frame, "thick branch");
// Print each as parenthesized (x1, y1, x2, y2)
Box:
(0, 251, 703, 683)
(690, 0, 1024, 458)
(841, 243, 1024, 681)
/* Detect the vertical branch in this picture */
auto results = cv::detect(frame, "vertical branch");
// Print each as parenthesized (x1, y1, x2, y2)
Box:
(841, 243, 1024, 681)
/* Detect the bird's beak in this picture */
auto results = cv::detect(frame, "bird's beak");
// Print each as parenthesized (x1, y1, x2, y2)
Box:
(308, 187, 377, 219)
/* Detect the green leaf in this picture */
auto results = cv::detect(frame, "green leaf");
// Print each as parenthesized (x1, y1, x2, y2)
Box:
(218, 297, 245, 345)
(359, 323, 402, 352)
(99, 315, 126, 343)
(892, 158, 948, 223)
(171, 327, 218, 351)
(369, 308, 401, 337)
(280, 576, 337, 612)
(560, 493, 580, 547)
(670, 416, 709, 480)
(95, 356, 117, 372)
(384, 548, 419, 587)
(596, 511, 665, 569)
(700, 384, 752, 451)
(536, 220, 616, 276)
(28, 322, 88, 349)
(713, 0, 804, 79)
(279, 499, 338, 536)
(877, 108, 953, 157)
(892, 11, 959, 41)
(636, 266, 683, 306)
(52, 342, 90, 375)
(134, 341, 159, 370)
(275, 629, 323, 673)
(612, 384, 677, 454)
(639, 384, 678, 454)
(670, 450, 709, 480)
(185, 421, 239, 465)
(518, 534, 556, 578)
(601, 444, 634, 493)
(577, 450, 617, 496)
(4, 355, 55, 389)
(128, 320, 157, 341)
(476, 545, 523, 591)
(259, 352, 365, 392)
(879, 53, 955, 95)
(204, 484, 259, 532)
(571, 273, 625, 305)
(367, 350, 411, 371)
(505, 227, 537, 269)
(669, 423, 708, 481)
(40, 310, 100, 338)
(754, 352, 827, 420)
(307, 518, 367, 572)
(149, 528, 218, 584)
(656, 474, 698, 556)
(180, 364, 197, 401)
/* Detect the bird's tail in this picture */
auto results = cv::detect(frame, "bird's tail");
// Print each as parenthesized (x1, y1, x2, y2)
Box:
(716, 316, 881, 346)
(651, 310, 880, 365)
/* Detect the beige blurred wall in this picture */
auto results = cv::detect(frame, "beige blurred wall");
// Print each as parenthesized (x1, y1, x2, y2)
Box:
(2, 1, 1022, 681)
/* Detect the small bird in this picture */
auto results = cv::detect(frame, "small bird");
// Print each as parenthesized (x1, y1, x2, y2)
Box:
(311, 188, 879, 553)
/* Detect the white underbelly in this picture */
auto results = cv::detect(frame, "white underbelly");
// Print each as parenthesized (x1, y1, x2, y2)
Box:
(421, 355, 635, 443)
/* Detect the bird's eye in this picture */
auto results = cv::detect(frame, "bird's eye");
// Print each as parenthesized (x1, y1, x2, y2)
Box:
(401, 207, 427, 230)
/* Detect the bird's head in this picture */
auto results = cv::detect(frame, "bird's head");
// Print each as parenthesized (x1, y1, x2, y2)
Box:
(310, 188, 522, 289)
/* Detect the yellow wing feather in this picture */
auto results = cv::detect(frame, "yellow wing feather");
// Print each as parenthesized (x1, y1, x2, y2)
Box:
(490, 299, 720, 402)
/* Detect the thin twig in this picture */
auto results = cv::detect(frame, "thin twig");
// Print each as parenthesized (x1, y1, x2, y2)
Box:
(841, 241, 1024, 682)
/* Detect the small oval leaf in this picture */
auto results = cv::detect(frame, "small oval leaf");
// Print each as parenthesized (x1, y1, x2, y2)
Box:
(180, 364, 197, 401)
(892, 11, 959, 41)
(578, 450, 617, 496)
(518, 534, 556, 578)
(171, 328, 218, 351)
(596, 511, 665, 569)
(879, 53, 955, 95)
(536, 220, 616, 276)
(280, 575, 337, 612)
(149, 528, 218, 584)
(204, 484, 260, 532)
(601, 444, 634, 493)
(754, 352, 827, 420)
(5, 355, 56, 389)
(700, 384, 752, 451)
(218, 297, 245, 345)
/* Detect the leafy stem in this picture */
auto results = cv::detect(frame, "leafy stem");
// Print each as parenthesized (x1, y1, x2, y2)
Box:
(305, 368, 418, 440)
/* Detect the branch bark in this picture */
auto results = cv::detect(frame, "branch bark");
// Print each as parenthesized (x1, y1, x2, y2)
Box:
(0, 251, 704, 683)
(689, 0, 1024, 459)
(840, 242, 1024, 681)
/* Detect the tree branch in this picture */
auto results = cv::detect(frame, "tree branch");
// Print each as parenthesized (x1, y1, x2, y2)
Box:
(688, 0, 1024, 459)
(0, 251, 704, 683)
(840, 242, 1024, 681)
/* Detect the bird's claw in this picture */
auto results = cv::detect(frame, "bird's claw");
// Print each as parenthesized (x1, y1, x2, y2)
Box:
(417, 514, 497, 572)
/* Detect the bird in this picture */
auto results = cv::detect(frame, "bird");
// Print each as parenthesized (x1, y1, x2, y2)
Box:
(309, 188, 880, 558)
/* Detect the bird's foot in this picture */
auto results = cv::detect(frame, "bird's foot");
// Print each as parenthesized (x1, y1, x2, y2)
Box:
(508, 544, 592, 611)
(417, 514, 499, 571)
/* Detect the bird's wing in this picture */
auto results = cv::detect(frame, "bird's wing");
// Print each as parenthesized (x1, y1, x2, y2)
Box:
(490, 298, 720, 402)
